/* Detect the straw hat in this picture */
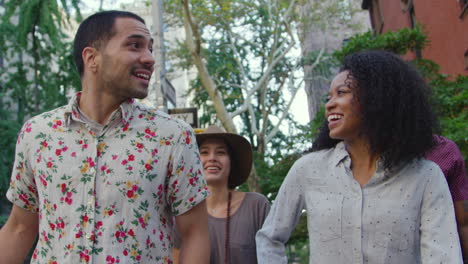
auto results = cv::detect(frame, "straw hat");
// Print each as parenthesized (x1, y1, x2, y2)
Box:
(196, 125, 253, 188)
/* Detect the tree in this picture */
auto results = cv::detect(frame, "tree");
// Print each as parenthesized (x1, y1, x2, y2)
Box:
(0, 0, 82, 209)
(297, 0, 370, 121)
(164, 0, 308, 190)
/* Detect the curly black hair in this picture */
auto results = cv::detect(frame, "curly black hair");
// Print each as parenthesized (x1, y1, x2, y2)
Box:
(312, 50, 439, 170)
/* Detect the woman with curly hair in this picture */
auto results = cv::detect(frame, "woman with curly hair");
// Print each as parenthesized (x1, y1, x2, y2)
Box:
(256, 50, 463, 263)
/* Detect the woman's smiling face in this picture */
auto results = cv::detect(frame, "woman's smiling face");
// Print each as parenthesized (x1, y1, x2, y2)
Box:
(325, 70, 362, 143)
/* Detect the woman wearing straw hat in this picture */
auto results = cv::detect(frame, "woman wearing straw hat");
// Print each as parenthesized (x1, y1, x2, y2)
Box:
(174, 125, 270, 264)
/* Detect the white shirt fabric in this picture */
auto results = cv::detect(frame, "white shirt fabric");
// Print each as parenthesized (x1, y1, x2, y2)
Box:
(256, 142, 462, 264)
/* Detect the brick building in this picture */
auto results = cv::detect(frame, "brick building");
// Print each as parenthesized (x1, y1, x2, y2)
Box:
(361, 0, 468, 76)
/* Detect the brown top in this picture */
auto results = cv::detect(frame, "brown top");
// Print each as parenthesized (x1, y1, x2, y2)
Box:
(174, 192, 270, 264)
(208, 192, 270, 264)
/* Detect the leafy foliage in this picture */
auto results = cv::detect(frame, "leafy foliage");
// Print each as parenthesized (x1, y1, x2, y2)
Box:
(165, 0, 304, 160)
(0, 1, 81, 204)
(334, 24, 429, 62)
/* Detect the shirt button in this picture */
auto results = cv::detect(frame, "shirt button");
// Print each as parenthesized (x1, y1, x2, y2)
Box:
(89, 167, 95, 174)
(86, 234, 91, 239)
(87, 200, 93, 205)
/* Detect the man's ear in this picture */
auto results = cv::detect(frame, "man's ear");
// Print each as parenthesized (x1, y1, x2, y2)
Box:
(82, 47, 100, 73)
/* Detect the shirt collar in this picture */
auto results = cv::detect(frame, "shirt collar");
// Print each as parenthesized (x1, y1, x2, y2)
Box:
(63, 92, 135, 127)
(331, 141, 349, 166)
(332, 141, 396, 185)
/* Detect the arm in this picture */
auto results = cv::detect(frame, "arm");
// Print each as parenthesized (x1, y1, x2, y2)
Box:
(420, 167, 463, 263)
(454, 201, 468, 260)
(256, 160, 305, 264)
(0, 205, 39, 264)
(175, 200, 209, 264)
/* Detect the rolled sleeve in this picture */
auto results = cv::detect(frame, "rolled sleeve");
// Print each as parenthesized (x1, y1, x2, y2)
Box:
(6, 121, 38, 213)
(166, 124, 209, 216)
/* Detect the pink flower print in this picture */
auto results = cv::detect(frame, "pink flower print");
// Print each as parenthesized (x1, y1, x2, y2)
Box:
(39, 174, 47, 186)
(79, 251, 90, 262)
(82, 144, 88, 149)
(75, 230, 83, 238)
(87, 157, 95, 167)
(41, 141, 48, 148)
(101, 165, 107, 172)
(136, 143, 144, 149)
(136, 256, 141, 261)
(121, 160, 128, 165)
(132, 185, 138, 192)
(71, 152, 77, 158)
(123, 250, 128, 256)
(128, 229, 135, 237)
(152, 148, 158, 155)
(49, 223, 56, 230)
(159, 230, 164, 241)
(55, 149, 62, 156)
(96, 221, 103, 228)
(82, 214, 89, 223)
(19, 193, 30, 205)
(62, 146, 68, 152)
(123, 123, 130, 132)
(61, 183, 67, 193)
(112, 155, 118, 160)
(15, 173, 20, 180)
(128, 154, 135, 161)
(126, 190, 134, 198)
(145, 163, 152, 171)
(138, 217, 146, 228)
(56, 120, 62, 126)
(127, 166, 133, 171)
(58, 220, 65, 229)
(65, 192, 73, 205)
(47, 161, 53, 169)
(25, 124, 32, 133)
(108, 209, 114, 216)
(42, 230, 49, 242)
(106, 255, 116, 264)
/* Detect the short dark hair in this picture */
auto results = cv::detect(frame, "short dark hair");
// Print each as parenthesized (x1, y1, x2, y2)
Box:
(73, 10, 146, 77)
(312, 50, 439, 169)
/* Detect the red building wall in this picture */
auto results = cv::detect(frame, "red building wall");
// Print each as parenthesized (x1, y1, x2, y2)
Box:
(366, 0, 468, 76)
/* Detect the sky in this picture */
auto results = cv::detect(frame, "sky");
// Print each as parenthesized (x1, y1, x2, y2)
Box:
(81, 0, 312, 126)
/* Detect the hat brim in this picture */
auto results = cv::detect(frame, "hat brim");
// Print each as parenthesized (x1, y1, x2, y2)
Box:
(196, 133, 252, 188)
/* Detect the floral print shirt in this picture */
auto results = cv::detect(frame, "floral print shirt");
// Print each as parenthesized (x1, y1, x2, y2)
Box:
(7, 93, 209, 264)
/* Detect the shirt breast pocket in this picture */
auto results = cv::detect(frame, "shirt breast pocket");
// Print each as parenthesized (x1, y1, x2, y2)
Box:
(373, 200, 419, 251)
(306, 192, 344, 242)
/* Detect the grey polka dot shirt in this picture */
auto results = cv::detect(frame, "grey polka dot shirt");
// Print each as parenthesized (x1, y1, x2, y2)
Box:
(256, 142, 462, 264)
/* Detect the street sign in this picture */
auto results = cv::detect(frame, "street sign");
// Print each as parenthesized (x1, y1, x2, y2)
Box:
(168, 108, 198, 128)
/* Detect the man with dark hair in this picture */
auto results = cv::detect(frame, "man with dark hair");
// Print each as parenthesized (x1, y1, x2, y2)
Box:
(0, 10, 210, 263)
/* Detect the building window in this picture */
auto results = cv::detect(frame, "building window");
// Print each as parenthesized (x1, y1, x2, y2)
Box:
(400, 0, 413, 12)
(461, 0, 468, 19)
(464, 50, 468, 70)
(371, 0, 384, 33)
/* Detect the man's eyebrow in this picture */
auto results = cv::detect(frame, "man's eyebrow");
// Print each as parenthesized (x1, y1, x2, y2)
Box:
(126, 34, 153, 43)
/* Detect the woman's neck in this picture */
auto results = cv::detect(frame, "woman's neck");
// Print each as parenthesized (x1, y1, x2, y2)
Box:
(206, 185, 230, 210)
(345, 138, 379, 186)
